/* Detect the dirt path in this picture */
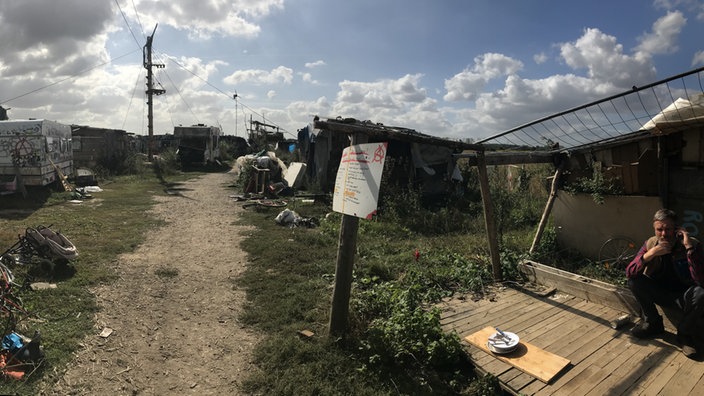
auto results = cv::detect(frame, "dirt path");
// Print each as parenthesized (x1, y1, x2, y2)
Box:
(41, 170, 259, 395)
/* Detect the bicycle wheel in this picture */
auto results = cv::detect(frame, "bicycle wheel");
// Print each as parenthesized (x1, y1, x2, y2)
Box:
(258, 199, 287, 208)
(242, 199, 287, 210)
(598, 237, 638, 268)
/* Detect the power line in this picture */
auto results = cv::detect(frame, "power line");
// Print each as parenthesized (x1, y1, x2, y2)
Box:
(114, 0, 142, 50)
(0, 50, 138, 105)
(130, 0, 146, 38)
(119, 3, 243, 135)
(153, 53, 200, 127)
(122, 67, 144, 130)
(154, 49, 294, 136)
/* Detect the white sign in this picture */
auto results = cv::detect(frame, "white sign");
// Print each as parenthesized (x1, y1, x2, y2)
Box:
(332, 142, 388, 219)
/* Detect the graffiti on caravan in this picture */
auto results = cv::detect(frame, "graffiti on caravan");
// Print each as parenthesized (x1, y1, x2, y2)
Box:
(0, 119, 73, 187)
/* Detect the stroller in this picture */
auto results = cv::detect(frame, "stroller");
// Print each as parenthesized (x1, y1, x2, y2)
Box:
(1, 225, 78, 267)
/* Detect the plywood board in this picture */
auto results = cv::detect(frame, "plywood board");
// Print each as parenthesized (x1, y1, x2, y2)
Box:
(283, 162, 306, 188)
(519, 260, 640, 315)
(464, 326, 570, 384)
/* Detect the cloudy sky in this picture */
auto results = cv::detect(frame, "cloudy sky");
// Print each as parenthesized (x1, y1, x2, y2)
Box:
(1, 0, 703, 142)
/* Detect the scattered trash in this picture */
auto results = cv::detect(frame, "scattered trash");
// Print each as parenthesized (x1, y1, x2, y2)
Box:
(274, 209, 317, 228)
(99, 328, 114, 338)
(0, 225, 78, 265)
(275, 209, 299, 225)
(0, 331, 44, 380)
(81, 186, 103, 193)
(297, 329, 314, 339)
(29, 282, 57, 291)
(610, 314, 631, 329)
(74, 168, 98, 187)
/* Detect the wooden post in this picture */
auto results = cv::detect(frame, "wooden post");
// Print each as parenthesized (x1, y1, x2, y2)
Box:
(530, 162, 565, 254)
(329, 133, 368, 336)
(476, 151, 502, 281)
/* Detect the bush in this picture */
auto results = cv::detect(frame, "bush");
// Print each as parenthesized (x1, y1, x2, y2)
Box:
(353, 282, 471, 394)
(152, 148, 181, 178)
(563, 165, 623, 204)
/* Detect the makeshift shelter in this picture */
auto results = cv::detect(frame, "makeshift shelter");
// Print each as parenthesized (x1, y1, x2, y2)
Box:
(474, 65, 704, 261)
(298, 119, 465, 199)
(71, 125, 133, 170)
(641, 93, 704, 135)
(309, 119, 498, 335)
(441, 66, 704, 395)
(0, 119, 73, 192)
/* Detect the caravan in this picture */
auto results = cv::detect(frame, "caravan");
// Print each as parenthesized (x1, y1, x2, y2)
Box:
(174, 124, 221, 166)
(0, 119, 73, 192)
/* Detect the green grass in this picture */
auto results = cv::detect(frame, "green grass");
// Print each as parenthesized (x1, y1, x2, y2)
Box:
(0, 160, 562, 395)
(0, 169, 193, 395)
(235, 201, 503, 395)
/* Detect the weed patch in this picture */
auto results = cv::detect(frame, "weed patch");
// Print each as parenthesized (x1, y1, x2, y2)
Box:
(155, 266, 179, 279)
(235, 198, 510, 394)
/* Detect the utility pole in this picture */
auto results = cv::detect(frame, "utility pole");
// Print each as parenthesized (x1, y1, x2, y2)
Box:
(233, 93, 238, 137)
(143, 24, 165, 161)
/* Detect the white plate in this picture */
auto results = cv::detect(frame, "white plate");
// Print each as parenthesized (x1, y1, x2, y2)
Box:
(487, 331, 519, 352)
(487, 342, 517, 354)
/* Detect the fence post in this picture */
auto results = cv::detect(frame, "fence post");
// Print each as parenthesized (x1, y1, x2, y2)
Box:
(476, 150, 502, 281)
(328, 132, 368, 336)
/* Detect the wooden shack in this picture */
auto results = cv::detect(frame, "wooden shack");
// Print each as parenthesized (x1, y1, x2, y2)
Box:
(71, 125, 133, 170)
(450, 65, 704, 394)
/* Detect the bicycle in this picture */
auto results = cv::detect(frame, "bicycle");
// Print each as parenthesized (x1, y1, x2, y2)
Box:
(241, 199, 288, 210)
(598, 236, 638, 269)
(0, 263, 31, 334)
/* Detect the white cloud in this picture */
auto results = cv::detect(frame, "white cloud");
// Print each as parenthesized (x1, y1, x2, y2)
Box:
(299, 72, 321, 85)
(443, 53, 523, 102)
(0, 1, 113, 77)
(131, 0, 284, 40)
(635, 11, 686, 55)
(0, 1, 694, 142)
(693, 51, 704, 66)
(433, 25, 666, 140)
(284, 96, 331, 125)
(305, 60, 326, 68)
(160, 55, 226, 91)
(330, 74, 436, 125)
(391, 74, 427, 102)
(223, 66, 293, 85)
(534, 52, 548, 64)
(654, 0, 704, 20)
(560, 28, 655, 88)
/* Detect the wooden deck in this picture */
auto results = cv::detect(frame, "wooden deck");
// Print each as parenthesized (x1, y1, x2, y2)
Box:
(439, 285, 704, 395)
